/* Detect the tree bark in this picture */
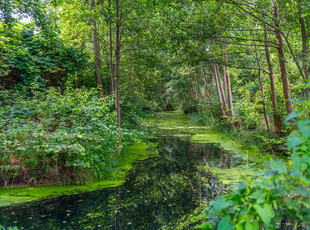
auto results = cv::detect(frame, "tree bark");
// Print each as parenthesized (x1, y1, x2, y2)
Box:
(91, 0, 104, 96)
(299, 2, 309, 97)
(115, 0, 121, 130)
(263, 14, 283, 135)
(109, 0, 115, 93)
(201, 68, 210, 99)
(223, 39, 234, 117)
(226, 72, 234, 117)
(201, 67, 215, 120)
(213, 63, 226, 117)
(273, 4, 294, 115)
(215, 64, 228, 113)
(194, 74, 201, 104)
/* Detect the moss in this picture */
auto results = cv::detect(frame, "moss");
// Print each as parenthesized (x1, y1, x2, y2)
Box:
(153, 112, 263, 186)
(191, 131, 246, 155)
(207, 166, 250, 185)
(153, 112, 255, 155)
(0, 142, 157, 207)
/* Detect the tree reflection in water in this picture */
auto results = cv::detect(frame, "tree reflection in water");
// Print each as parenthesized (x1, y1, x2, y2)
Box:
(0, 135, 244, 229)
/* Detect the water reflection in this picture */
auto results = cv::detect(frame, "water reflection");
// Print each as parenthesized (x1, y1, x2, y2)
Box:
(0, 135, 241, 229)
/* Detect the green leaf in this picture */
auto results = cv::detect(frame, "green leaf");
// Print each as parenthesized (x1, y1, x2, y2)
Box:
(217, 216, 235, 230)
(213, 197, 234, 215)
(253, 203, 273, 228)
(245, 219, 259, 230)
(286, 112, 301, 122)
(291, 152, 302, 173)
(249, 190, 267, 204)
(287, 131, 306, 149)
(270, 161, 286, 174)
(298, 119, 310, 138)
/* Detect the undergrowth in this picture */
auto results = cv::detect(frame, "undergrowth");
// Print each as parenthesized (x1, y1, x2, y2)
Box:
(0, 86, 140, 186)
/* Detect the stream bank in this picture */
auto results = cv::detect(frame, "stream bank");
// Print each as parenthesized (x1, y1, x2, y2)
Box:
(0, 111, 258, 229)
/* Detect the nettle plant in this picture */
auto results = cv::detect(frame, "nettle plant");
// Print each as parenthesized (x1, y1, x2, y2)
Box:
(198, 117, 310, 229)
(0, 87, 137, 185)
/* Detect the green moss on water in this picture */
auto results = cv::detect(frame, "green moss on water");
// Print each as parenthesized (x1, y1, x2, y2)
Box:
(191, 132, 244, 155)
(153, 112, 256, 156)
(208, 167, 250, 185)
(153, 112, 262, 185)
(0, 142, 157, 207)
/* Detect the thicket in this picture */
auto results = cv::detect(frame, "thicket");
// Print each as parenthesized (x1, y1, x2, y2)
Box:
(0, 86, 139, 186)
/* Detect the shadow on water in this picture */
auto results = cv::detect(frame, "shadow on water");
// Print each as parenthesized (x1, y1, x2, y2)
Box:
(0, 135, 244, 229)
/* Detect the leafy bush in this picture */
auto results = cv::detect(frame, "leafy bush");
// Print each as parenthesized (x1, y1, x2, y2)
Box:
(0, 22, 88, 89)
(198, 116, 310, 229)
(0, 87, 137, 185)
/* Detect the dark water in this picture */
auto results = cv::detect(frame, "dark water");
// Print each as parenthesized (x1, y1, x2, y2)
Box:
(0, 135, 244, 229)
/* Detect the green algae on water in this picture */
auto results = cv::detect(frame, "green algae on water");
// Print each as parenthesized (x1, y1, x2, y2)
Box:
(0, 142, 157, 207)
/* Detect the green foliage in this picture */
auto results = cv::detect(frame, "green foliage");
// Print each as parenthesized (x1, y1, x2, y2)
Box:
(0, 225, 18, 230)
(0, 22, 88, 89)
(0, 87, 137, 185)
(198, 116, 310, 229)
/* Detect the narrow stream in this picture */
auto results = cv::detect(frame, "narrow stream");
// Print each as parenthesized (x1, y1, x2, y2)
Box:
(0, 114, 248, 229)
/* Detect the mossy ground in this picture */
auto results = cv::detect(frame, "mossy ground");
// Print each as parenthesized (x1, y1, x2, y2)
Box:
(0, 142, 157, 207)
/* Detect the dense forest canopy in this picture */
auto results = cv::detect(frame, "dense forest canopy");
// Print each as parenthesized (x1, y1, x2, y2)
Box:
(1, 0, 310, 229)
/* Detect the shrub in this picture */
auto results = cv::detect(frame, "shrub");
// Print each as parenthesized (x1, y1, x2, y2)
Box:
(198, 116, 310, 229)
(0, 87, 135, 185)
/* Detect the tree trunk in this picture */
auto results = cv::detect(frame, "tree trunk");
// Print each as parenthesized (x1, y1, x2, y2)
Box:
(222, 39, 228, 94)
(115, 0, 121, 131)
(201, 67, 215, 120)
(273, 4, 294, 115)
(194, 74, 201, 104)
(299, 2, 309, 97)
(91, 0, 104, 96)
(226, 72, 234, 117)
(258, 68, 270, 132)
(263, 15, 283, 135)
(223, 39, 234, 117)
(249, 17, 270, 132)
(109, 0, 115, 93)
(215, 64, 228, 113)
(201, 68, 210, 99)
(213, 63, 226, 117)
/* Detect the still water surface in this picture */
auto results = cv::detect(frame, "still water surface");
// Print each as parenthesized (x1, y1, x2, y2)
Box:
(0, 115, 247, 229)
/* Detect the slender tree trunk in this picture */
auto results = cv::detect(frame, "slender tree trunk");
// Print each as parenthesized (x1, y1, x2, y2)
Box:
(201, 68, 210, 99)
(273, 4, 294, 115)
(264, 16, 283, 135)
(213, 63, 226, 117)
(222, 39, 228, 94)
(223, 39, 234, 117)
(194, 74, 201, 104)
(249, 18, 270, 132)
(299, 2, 309, 97)
(109, 0, 115, 93)
(201, 67, 215, 120)
(258, 69, 270, 131)
(126, 48, 133, 96)
(115, 0, 121, 131)
(215, 64, 228, 113)
(190, 82, 195, 100)
(226, 72, 234, 117)
(91, 0, 104, 96)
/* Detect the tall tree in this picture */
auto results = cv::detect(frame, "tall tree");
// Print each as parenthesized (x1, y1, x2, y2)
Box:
(273, 2, 294, 115)
(90, 0, 104, 96)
